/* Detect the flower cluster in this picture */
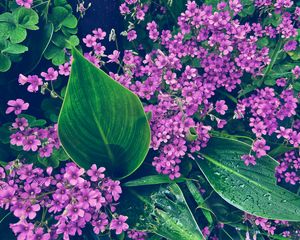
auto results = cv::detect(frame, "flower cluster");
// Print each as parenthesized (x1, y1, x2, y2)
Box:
(0, 161, 127, 239)
(236, 87, 299, 163)
(244, 213, 300, 238)
(6, 99, 61, 158)
(276, 150, 300, 185)
(18, 61, 71, 94)
(107, 0, 273, 178)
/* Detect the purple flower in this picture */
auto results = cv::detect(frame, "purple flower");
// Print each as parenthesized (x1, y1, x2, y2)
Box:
(39, 144, 53, 158)
(92, 213, 109, 234)
(59, 63, 71, 76)
(252, 138, 270, 158)
(6, 99, 29, 115)
(283, 40, 297, 52)
(292, 66, 300, 79)
(241, 154, 256, 166)
(92, 28, 106, 40)
(127, 30, 137, 41)
(83, 34, 97, 48)
(32, 227, 50, 240)
(10, 221, 34, 239)
(22, 136, 41, 151)
(16, 0, 33, 8)
(10, 132, 25, 146)
(215, 100, 228, 115)
(64, 163, 85, 185)
(87, 164, 105, 181)
(66, 203, 85, 221)
(41, 67, 58, 81)
(110, 215, 129, 235)
(12, 117, 28, 131)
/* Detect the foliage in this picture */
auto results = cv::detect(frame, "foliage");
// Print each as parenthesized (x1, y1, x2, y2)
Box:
(0, 0, 300, 239)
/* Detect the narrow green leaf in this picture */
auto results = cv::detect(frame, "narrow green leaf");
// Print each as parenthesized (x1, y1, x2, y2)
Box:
(195, 137, 300, 221)
(186, 180, 214, 224)
(124, 175, 186, 187)
(58, 48, 151, 178)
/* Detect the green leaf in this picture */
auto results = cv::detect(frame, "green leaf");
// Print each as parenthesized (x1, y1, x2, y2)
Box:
(9, 27, 27, 44)
(0, 54, 11, 72)
(16, 22, 54, 74)
(13, 7, 39, 29)
(124, 175, 186, 187)
(30, 119, 47, 127)
(195, 137, 300, 221)
(49, 6, 69, 30)
(2, 43, 28, 54)
(186, 180, 214, 224)
(58, 48, 151, 178)
(120, 184, 205, 239)
(268, 145, 295, 158)
(294, 81, 300, 91)
(0, 13, 16, 39)
(62, 14, 77, 29)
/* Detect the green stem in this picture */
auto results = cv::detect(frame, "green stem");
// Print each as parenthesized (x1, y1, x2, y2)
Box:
(216, 90, 237, 104)
(257, 39, 284, 87)
(0, 212, 11, 224)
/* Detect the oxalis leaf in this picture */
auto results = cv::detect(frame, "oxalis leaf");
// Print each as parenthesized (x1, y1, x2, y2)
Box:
(120, 184, 205, 240)
(195, 137, 300, 221)
(58, 48, 151, 179)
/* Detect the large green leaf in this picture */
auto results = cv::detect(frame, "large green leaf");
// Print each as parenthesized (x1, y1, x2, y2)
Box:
(58, 48, 151, 178)
(120, 184, 205, 240)
(196, 137, 300, 221)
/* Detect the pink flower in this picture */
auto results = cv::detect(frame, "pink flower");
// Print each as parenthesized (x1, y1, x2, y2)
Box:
(215, 100, 228, 115)
(12, 117, 28, 131)
(127, 30, 137, 41)
(16, 0, 33, 8)
(18, 74, 28, 85)
(10, 132, 25, 146)
(87, 164, 105, 182)
(22, 136, 41, 151)
(110, 215, 129, 235)
(241, 154, 256, 166)
(252, 138, 270, 158)
(64, 163, 85, 185)
(292, 66, 300, 79)
(83, 34, 97, 47)
(27, 75, 43, 92)
(92, 28, 106, 40)
(6, 99, 29, 115)
(107, 50, 120, 63)
(59, 63, 71, 76)
(41, 67, 58, 81)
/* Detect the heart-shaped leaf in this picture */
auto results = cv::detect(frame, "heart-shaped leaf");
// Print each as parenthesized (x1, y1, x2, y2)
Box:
(195, 137, 300, 221)
(58, 48, 151, 178)
(120, 184, 205, 240)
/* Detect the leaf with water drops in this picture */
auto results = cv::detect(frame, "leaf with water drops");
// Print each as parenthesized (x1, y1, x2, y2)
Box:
(196, 137, 300, 221)
(119, 184, 205, 240)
